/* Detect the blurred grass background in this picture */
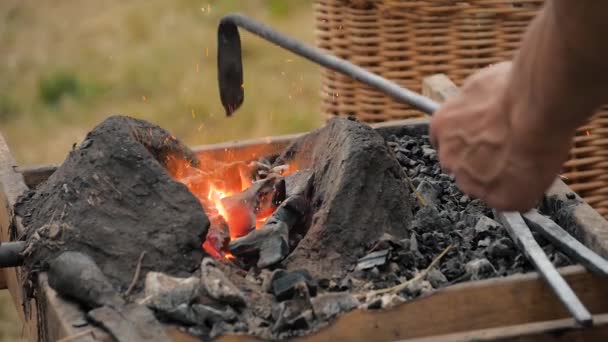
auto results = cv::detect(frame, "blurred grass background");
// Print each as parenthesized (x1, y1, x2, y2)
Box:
(0, 1, 321, 340)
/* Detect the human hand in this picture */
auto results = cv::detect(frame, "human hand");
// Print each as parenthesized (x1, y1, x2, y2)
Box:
(429, 62, 574, 211)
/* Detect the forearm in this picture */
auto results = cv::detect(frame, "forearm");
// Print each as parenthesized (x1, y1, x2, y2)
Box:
(506, 1, 608, 141)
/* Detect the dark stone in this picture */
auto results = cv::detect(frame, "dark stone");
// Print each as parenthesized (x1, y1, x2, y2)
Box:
(17, 116, 207, 292)
(279, 118, 414, 279)
(200, 258, 246, 307)
(229, 219, 289, 269)
(311, 293, 359, 320)
(271, 270, 318, 302)
(144, 272, 200, 313)
(47, 251, 124, 310)
(465, 258, 497, 280)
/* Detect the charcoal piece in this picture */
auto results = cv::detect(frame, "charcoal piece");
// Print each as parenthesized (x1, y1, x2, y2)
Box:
(311, 293, 359, 321)
(404, 279, 433, 297)
(355, 249, 390, 271)
(370, 233, 404, 252)
(47, 251, 124, 309)
(144, 272, 200, 311)
(88, 303, 169, 342)
(283, 169, 314, 198)
(262, 269, 286, 293)
(465, 258, 497, 280)
(421, 146, 437, 159)
(200, 258, 246, 307)
(409, 233, 419, 253)
(278, 118, 414, 279)
(475, 216, 501, 235)
(380, 293, 406, 309)
(17, 116, 207, 291)
(229, 219, 289, 269)
(271, 270, 317, 302)
(271, 283, 314, 333)
(366, 298, 383, 310)
(229, 195, 309, 268)
(189, 304, 237, 326)
(204, 220, 230, 260)
(416, 181, 440, 207)
(426, 268, 448, 288)
(487, 237, 516, 259)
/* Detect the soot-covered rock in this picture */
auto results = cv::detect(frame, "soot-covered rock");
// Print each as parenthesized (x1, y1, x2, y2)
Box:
(277, 118, 414, 279)
(16, 115, 208, 292)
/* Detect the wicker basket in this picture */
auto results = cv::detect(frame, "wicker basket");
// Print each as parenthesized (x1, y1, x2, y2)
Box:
(313, 0, 608, 217)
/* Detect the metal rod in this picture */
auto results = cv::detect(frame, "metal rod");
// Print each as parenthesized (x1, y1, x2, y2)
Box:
(218, 13, 440, 115)
(0, 241, 26, 268)
(523, 209, 608, 277)
(495, 211, 593, 327)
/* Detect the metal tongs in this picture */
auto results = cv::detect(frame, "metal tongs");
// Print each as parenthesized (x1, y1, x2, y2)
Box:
(217, 13, 608, 326)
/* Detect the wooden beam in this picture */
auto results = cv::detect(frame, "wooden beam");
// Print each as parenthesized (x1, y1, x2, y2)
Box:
(404, 313, 608, 342)
(422, 74, 460, 102)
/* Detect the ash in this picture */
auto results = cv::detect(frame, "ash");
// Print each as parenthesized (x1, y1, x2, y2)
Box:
(166, 132, 572, 341)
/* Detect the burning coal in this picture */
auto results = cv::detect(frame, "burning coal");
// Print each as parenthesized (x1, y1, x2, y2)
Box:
(166, 154, 296, 260)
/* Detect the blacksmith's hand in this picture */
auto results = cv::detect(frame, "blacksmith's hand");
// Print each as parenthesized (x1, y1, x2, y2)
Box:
(429, 62, 573, 212)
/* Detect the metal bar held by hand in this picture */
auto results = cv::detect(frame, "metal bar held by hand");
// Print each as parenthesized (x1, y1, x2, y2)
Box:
(495, 211, 593, 327)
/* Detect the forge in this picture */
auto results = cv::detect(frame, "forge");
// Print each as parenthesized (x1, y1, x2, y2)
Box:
(12, 112, 586, 341)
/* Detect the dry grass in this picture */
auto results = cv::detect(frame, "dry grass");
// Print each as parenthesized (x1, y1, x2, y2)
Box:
(0, 1, 321, 340)
(0, 0, 322, 165)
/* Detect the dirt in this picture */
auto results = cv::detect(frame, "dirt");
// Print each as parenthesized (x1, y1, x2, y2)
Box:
(16, 115, 209, 293)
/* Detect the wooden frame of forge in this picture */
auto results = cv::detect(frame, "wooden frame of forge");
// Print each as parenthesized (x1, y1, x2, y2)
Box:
(0, 75, 607, 341)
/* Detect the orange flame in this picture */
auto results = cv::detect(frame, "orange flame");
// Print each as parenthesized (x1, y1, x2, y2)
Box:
(166, 153, 296, 260)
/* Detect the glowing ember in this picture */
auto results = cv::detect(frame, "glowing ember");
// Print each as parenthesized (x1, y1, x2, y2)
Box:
(166, 153, 295, 260)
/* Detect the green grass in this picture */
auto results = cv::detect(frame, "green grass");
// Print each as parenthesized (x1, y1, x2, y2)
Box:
(0, 1, 321, 339)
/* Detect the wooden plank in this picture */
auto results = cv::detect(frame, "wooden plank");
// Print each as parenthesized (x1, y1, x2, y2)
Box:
(422, 74, 460, 102)
(404, 313, 608, 342)
(0, 132, 108, 342)
(213, 266, 608, 342)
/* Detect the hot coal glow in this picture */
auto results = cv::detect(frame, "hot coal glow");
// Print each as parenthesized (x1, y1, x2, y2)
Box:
(166, 153, 294, 260)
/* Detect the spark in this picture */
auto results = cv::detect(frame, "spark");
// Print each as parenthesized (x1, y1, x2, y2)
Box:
(191, 109, 196, 118)
(198, 123, 205, 131)
(241, 83, 244, 89)
(281, 71, 286, 76)
(142, 95, 147, 102)
(205, 47, 209, 57)
(285, 59, 293, 63)
(196, 63, 200, 73)
(208, 4, 211, 13)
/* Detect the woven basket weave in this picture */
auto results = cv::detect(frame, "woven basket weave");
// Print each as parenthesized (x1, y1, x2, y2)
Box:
(313, 0, 608, 217)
